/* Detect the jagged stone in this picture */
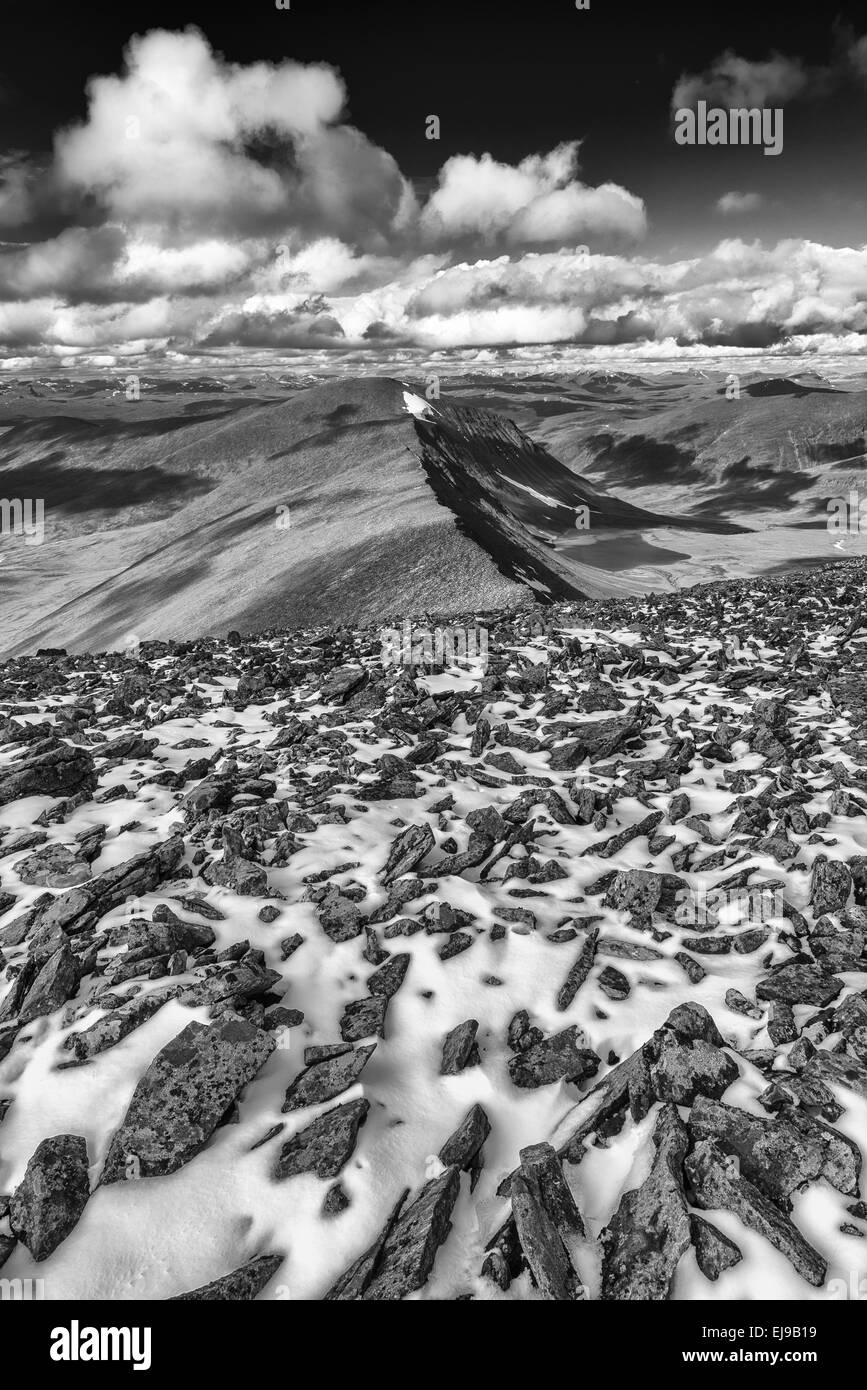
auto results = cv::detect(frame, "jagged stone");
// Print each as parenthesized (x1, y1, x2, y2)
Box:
(438, 1103, 491, 1178)
(317, 888, 365, 942)
(686, 1138, 827, 1286)
(9, 1134, 90, 1261)
(273, 1098, 370, 1180)
(101, 1015, 274, 1183)
(339, 995, 388, 1042)
(170, 1252, 284, 1300)
(809, 855, 852, 917)
(690, 1215, 743, 1280)
(689, 1094, 860, 1211)
(324, 1189, 410, 1300)
(1, 836, 184, 941)
(440, 1019, 481, 1074)
(63, 989, 175, 1063)
(601, 1104, 691, 1300)
(756, 964, 843, 1007)
(508, 1025, 600, 1090)
(598, 964, 630, 1000)
(282, 1043, 375, 1112)
(361, 1168, 461, 1300)
(0, 740, 96, 806)
(382, 824, 434, 885)
(512, 1170, 581, 1299)
(367, 953, 410, 998)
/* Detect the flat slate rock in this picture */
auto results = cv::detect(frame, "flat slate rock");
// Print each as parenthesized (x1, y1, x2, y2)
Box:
(601, 1105, 691, 1300)
(282, 1044, 375, 1112)
(361, 1167, 461, 1301)
(9, 1134, 91, 1262)
(508, 1025, 600, 1090)
(273, 1097, 370, 1180)
(756, 964, 843, 1007)
(689, 1094, 860, 1211)
(100, 1015, 275, 1184)
(686, 1138, 827, 1287)
(170, 1252, 284, 1301)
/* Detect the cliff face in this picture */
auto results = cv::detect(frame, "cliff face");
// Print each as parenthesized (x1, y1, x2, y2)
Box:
(409, 395, 740, 601)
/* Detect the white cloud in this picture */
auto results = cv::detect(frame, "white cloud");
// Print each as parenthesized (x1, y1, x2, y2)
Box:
(420, 143, 645, 248)
(54, 27, 413, 246)
(2, 26, 867, 364)
(672, 50, 815, 111)
(717, 192, 764, 215)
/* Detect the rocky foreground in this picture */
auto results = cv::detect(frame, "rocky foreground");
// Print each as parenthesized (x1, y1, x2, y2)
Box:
(2, 559, 867, 1300)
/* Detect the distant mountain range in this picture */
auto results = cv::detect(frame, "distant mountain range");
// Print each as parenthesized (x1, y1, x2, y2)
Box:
(0, 372, 863, 656)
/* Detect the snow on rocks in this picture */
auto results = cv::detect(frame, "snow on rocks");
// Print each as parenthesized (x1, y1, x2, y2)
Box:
(1, 561, 867, 1297)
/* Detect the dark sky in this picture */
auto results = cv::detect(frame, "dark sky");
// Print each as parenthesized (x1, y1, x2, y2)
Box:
(1, 0, 866, 364)
(4, 0, 867, 255)
(4, 0, 867, 253)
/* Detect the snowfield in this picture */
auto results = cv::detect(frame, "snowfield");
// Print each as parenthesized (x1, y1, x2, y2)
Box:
(1, 559, 867, 1300)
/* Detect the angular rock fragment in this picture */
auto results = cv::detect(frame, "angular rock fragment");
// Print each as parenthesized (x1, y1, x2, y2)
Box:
(598, 965, 630, 1000)
(810, 855, 852, 918)
(1, 836, 185, 941)
(170, 1252, 284, 1301)
(382, 824, 434, 886)
(756, 964, 843, 1008)
(601, 1105, 691, 1300)
(508, 1026, 600, 1090)
(440, 1019, 481, 1075)
(686, 1138, 827, 1287)
(9, 1134, 90, 1261)
(324, 1190, 410, 1300)
(63, 989, 174, 1063)
(339, 995, 388, 1042)
(690, 1215, 743, 1281)
(273, 1097, 370, 1181)
(438, 1103, 490, 1181)
(361, 1168, 461, 1300)
(317, 888, 365, 943)
(367, 953, 410, 998)
(0, 740, 96, 807)
(512, 1170, 582, 1300)
(282, 1044, 375, 1112)
(101, 1015, 274, 1183)
(689, 1095, 860, 1210)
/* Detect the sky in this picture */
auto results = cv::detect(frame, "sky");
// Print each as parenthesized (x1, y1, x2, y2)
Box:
(2, 0, 867, 371)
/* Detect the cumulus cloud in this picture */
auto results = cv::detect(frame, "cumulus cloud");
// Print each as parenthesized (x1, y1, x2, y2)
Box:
(385, 240, 867, 351)
(420, 143, 646, 248)
(54, 27, 414, 247)
(716, 192, 764, 215)
(199, 302, 345, 348)
(672, 50, 816, 112)
(1, 25, 866, 363)
(672, 29, 867, 115)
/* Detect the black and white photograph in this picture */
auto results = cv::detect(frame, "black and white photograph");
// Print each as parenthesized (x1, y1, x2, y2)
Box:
(1, 0, 867, 1343)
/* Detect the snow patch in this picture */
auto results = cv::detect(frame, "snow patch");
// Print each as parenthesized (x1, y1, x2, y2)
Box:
(402, 390, 434, 420)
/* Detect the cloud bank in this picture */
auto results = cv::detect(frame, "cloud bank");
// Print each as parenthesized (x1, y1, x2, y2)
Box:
(0, 26, 865, 367)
